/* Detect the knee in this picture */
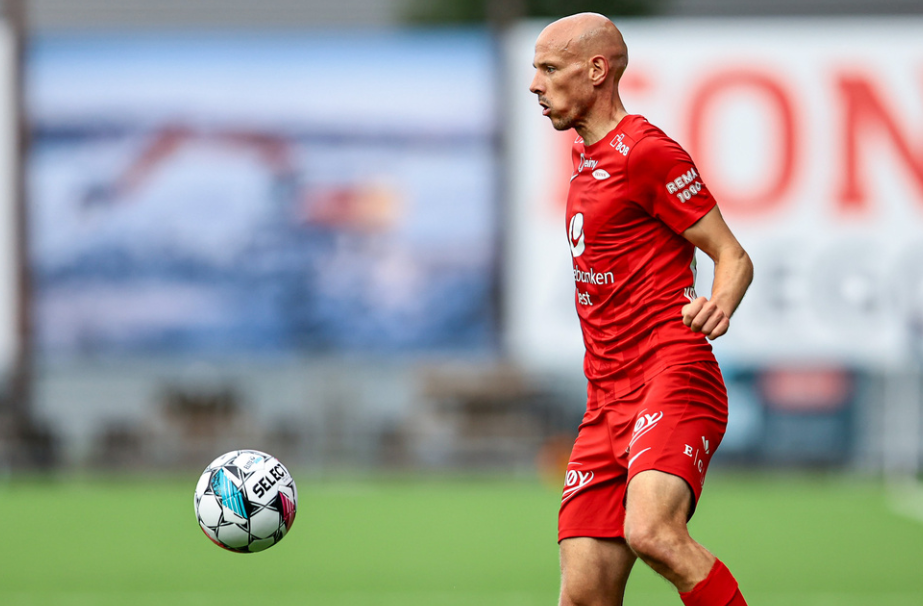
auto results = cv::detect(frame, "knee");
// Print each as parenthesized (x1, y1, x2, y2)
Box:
(559, 582, 610, 606)
(558, 583, 590, 606)
(559, 563, 624, 606)
(624, 518, 685, 565)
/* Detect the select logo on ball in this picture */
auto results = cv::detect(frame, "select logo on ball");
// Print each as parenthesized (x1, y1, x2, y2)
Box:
(251, 462, 289, 499)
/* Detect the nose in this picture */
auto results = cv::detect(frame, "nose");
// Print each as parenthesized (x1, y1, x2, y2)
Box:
(529, 71, 543, 95)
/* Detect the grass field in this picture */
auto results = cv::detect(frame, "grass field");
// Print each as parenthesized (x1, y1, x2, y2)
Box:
(1, 471, 922, 605)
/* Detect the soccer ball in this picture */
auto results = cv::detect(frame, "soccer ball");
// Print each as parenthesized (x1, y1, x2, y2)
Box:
(193, 449, 297, 553)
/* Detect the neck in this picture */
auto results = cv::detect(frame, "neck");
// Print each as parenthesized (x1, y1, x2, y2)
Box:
(575, 89, 629, 145)
(577, 107, 629, 146)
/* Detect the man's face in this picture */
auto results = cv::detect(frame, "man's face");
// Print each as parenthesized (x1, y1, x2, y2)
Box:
(530, 35, 591, 131)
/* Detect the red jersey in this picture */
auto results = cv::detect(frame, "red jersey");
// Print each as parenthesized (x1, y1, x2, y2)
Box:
(566, 115, 717, 403)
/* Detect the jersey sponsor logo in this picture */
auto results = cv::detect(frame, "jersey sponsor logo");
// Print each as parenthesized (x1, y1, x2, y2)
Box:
(665, 167, 705, 203)
(666, 168, 699, 193)
(592, 168, 610, 180)
(568, 213, 586, 257)
(573, 266, 614, 285)
(577, 291, 593, 306)
(684, 256, 698, 301)
(562, 468, 595, 502)
(610, 133, 630, 156)
(578, 153, 598, 173)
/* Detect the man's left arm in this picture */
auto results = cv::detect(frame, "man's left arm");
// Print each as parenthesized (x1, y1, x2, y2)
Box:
(681, 206, 753, 340)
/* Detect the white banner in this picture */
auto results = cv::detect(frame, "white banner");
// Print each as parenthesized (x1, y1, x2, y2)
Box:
(505, 18, 923, 372)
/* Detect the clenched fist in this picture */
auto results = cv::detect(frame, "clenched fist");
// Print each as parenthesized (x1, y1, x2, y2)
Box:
(682, 296, 730, 340)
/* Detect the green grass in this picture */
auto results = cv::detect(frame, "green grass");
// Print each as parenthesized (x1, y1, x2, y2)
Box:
(1, 471, 922, 605)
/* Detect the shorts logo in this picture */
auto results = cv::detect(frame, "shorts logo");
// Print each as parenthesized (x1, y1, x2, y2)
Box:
(562, 468, 595, 502)
(684, 435, 714, 485)
(628, 447, 652, 469)
(629, 411, 663, 449)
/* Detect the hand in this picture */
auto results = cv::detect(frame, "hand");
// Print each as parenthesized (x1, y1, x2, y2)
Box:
(682, 296, 730, 340)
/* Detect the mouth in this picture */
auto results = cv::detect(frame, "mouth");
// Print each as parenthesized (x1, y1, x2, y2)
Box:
(538, 99, 551, 116)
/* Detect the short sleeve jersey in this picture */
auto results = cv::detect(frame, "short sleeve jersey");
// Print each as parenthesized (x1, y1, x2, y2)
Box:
(566, 115, 717, 402)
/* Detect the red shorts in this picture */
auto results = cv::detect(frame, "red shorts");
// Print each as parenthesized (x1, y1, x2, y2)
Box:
(558, 362, 728, 542)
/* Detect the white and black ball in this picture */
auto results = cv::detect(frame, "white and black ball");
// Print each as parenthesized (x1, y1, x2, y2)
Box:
(193, 449, 297, 553)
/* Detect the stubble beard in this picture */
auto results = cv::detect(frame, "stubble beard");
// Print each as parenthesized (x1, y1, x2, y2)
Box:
(549, 97, 588, 132)
(550, 114, 575, 131)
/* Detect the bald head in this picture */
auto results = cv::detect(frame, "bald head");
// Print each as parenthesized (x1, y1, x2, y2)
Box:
(537, 13, 628, 83)
(530, 13, 630, 140)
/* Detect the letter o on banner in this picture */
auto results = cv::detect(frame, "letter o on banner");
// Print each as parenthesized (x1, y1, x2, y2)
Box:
(687, 70, 798, 217)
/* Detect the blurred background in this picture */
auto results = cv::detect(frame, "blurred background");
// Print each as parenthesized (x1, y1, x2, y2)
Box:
(1, 1, 923, 605)
(0, 0, 922, 481)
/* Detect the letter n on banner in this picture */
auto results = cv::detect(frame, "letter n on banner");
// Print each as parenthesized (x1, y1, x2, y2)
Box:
(838, 74, 923, 212)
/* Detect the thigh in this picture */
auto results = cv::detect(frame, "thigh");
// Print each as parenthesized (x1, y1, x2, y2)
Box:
(626, 362, 728, 515)
(559, 537, 636, 606)
(625, 469, 694, 529)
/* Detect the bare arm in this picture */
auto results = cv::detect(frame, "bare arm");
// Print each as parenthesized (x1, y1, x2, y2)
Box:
(680, 206, 753, 340)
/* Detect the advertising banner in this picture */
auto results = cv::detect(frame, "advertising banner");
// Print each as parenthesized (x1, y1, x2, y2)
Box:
(29, 31, 499, 356)
(505, 18, 923, 372)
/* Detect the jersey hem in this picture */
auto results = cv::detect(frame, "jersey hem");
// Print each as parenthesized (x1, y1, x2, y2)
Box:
(587, 356, 719, 405)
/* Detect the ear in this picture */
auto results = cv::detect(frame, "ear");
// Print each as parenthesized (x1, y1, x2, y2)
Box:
(588, 55, 609, 86)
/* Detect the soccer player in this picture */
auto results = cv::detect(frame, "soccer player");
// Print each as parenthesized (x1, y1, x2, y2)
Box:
(529, 13, 753, 606)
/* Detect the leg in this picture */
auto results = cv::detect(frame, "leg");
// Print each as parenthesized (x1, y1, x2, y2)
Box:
(619, 365, 747, 604)
(559, 536, 636, 606)
(623, 470, 714, 592)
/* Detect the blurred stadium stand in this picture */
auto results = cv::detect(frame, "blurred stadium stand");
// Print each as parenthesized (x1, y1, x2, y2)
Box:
(2, 0, 921, 479)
